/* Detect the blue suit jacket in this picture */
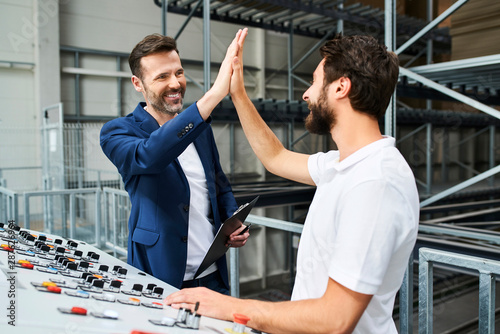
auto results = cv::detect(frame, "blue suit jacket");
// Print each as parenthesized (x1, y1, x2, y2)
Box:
(100, 102, 238, 289)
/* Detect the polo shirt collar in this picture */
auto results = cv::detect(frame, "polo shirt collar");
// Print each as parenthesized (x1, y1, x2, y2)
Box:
(327, 136, 395, 171)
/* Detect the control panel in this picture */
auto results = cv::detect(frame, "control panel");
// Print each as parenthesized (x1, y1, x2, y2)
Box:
(0, 221, 241, 334)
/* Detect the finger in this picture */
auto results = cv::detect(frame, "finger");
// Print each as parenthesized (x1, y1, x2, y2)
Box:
(231, 228, 250, 239)
(232, 57, 241, 73)
(164, 290, 194, 305)
(230, 224, 247, 236)
(238, 28, 248, 48)
(230, 232, 248, 241)
(229, 239, 246, 248)
(224, 30, 241, 59)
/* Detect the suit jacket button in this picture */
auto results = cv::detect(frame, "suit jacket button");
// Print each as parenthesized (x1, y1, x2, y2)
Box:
(183, 205, 189, 212)
(188, 123, 194, 129)
(181, 236, 188, 243)
(184, 126, 190, 131)
(177, 132, 182, 138)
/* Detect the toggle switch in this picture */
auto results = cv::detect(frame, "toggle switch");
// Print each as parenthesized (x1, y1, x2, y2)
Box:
(79, 261, 90, 271)
(46, 286, 62, 294)
(65, 262, 78, 271)
(117, 297, 141, 306)
(57, 306, 88, 316)
(104, 279, 122, 293)
(64, 289, 90, 299)
(85, 275, 97, 285)
(141, 301, 163, 309)
(1, 244, 14, 252)
(152, 286, 164, 295)
(80, 272, 93, 281)
(90, 309, 119, 320)
(92, 279, 104, 289)
(71, 307, 87, 315)
(117, 267, 127, 278)
(122, 283, 142, 296)
(98, 264, 109, 272)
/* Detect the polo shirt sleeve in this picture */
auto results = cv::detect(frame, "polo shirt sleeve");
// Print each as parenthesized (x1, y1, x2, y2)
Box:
(327, 179, 411, 295)
(308, 151, 336, 185)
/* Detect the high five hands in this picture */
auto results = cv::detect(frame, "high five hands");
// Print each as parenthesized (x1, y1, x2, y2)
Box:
(212, 27, 248, 100)
(196, 27, 248, 120)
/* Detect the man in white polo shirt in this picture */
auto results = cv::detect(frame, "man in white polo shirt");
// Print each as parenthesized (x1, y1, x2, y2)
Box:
(166, 33, 419, 333)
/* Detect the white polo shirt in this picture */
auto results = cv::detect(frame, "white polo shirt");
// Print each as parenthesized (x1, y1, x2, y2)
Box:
(292, 137, 419, 333)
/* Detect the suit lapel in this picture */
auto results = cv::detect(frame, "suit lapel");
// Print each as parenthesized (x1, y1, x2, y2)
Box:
(133, 103, 160, 134)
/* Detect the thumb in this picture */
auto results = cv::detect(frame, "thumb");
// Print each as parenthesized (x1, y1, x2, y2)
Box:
(232, 57, 240, 70)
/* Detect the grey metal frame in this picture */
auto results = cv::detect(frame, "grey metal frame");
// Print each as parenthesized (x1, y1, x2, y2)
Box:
(23, 188, 101, 241)
(418, 247, 500, 333)
(395, 0, 500, 206)
(101, 187, 130, 258)
(397, 121, 498, 197)
(0, 186, 18, 223)
(42, 103, 65, 190)
(228, 214, 304, 297)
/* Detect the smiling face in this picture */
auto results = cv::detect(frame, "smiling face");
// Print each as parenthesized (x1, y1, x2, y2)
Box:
(133, 50, 187, 118)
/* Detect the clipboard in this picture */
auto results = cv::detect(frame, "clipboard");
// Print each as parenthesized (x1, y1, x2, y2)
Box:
(194, 196, 259, 279)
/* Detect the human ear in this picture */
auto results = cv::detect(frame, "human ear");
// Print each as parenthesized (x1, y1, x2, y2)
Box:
(131, 75, 143, 92)
(336, 77, 351, 98)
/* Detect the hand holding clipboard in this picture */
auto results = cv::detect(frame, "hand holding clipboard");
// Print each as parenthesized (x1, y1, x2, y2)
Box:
(194, 197, 259, 278)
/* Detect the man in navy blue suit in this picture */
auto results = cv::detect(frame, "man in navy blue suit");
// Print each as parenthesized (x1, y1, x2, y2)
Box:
(100, 29, 248, 294)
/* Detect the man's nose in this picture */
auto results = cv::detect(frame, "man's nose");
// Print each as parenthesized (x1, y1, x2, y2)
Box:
(302, 90, 309, 101)
(168, 76, 181, 90)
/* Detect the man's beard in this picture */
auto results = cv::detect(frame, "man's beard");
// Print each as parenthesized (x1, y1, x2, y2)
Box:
(304, 90, 335, 135)
(144, 83, 184, 116)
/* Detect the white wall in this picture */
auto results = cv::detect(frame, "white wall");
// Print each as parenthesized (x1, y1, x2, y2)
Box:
(0, 0, 39, 190)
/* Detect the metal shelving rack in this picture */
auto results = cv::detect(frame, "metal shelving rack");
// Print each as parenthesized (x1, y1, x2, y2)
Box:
(155, 0, 500, 204)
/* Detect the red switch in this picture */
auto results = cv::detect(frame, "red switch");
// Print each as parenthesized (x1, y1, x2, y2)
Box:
(71, 307, 87, 315)
(47, 286, 62, 294)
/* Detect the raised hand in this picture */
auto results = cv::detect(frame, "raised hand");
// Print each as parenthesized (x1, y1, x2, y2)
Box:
(230, 29, 247, 99)
(211, 28, 248, 100)
(196, 28, 248, 120)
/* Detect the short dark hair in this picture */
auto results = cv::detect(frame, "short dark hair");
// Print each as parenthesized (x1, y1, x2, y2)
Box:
(320, 34, 399, 119)
(128, 34, 179, 79)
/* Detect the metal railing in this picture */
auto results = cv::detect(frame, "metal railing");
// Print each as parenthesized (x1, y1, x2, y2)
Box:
(0, 186, 18, 223)
(101, 187, 130, 258)
(418, 248, 500, 334)
(228, 214, 304, 298)
(23, 188, 101, 243)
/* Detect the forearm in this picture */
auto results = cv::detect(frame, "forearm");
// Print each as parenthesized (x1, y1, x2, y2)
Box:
(231, 93, 287, 176)
(197, 89, 226, 121)
(165, 280, 368, 332)
(231, 297, 351, 334)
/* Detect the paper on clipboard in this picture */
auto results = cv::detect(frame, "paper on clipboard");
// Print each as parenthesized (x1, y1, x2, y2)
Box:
(194, 196, 259, 279)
